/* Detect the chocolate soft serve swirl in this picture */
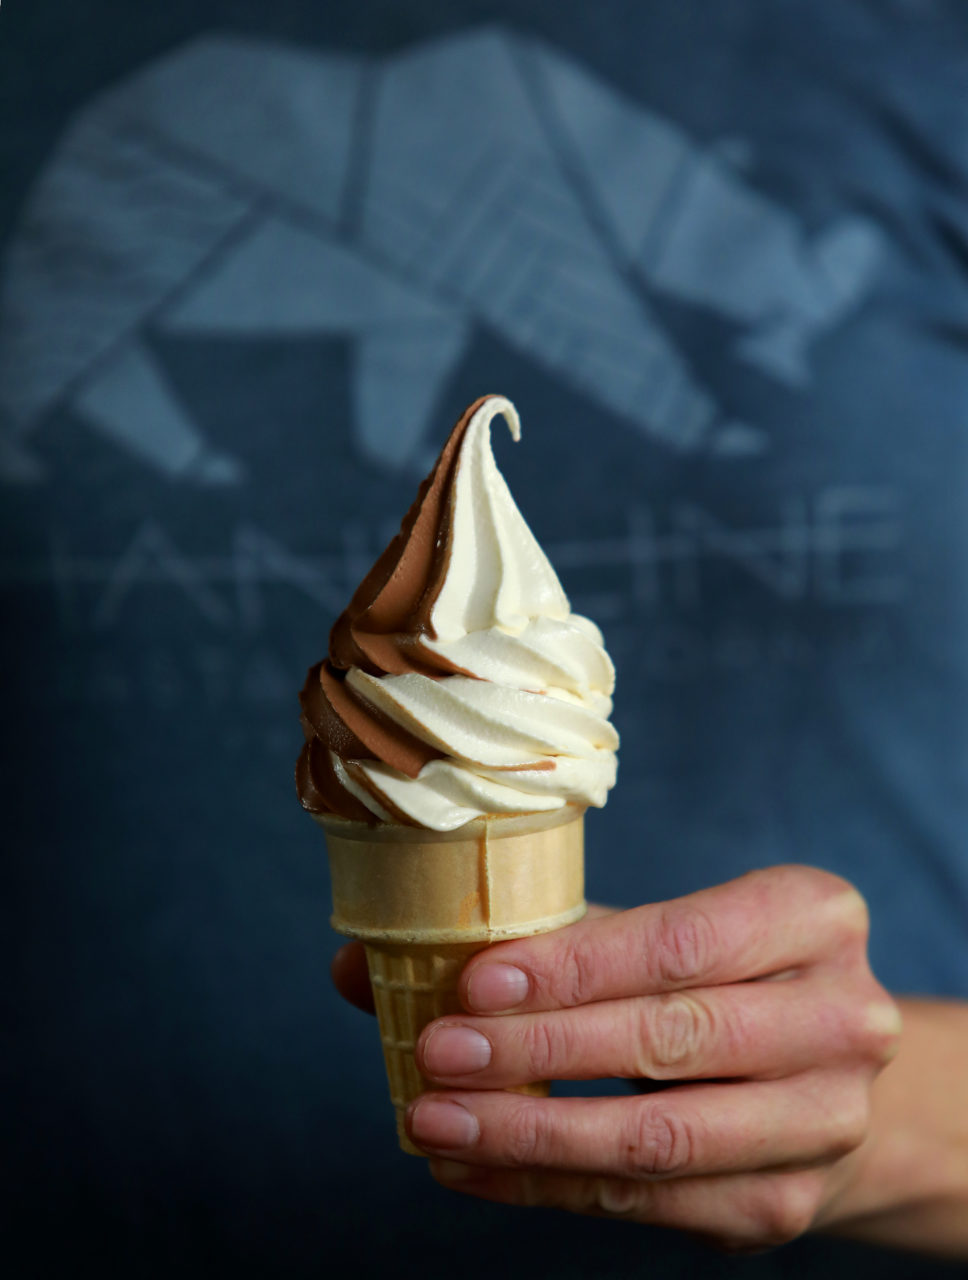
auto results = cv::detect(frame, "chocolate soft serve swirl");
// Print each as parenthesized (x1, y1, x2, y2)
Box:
(296, 395, 618, 832)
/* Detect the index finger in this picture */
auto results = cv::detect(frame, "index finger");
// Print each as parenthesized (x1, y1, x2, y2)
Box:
(459, 865, 867, 1014)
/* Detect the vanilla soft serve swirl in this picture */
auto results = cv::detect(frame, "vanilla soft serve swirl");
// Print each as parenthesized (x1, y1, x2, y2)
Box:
(296, 395, 618, 831)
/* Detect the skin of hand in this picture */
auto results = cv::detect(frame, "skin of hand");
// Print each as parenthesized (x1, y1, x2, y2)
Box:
(332, 866, 917, 1253)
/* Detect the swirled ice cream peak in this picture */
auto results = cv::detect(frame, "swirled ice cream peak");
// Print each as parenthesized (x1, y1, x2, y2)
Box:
(297, 395, 618, 831)
(427, 396, 568, 641)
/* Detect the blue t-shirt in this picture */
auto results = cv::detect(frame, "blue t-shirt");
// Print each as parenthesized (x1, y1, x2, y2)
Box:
(4, 2, 967, 1277)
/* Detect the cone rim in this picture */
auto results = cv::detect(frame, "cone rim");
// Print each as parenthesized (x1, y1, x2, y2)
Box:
(329, 899, 587, 943)
(313, 803, 584, 844)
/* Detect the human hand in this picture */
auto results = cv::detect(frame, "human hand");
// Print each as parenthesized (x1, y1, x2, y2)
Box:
(331, 867, 901, 1252)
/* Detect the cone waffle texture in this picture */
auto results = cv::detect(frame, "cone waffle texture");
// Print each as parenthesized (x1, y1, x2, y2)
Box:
(365, 941, 548, 1153)
(319, 806, 586, 1155)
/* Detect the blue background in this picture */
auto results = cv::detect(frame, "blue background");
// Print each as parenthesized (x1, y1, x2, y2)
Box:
(4, 2, 968, 1276)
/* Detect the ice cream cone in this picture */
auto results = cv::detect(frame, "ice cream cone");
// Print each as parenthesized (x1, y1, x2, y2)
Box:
(318, 805, 586, 1154)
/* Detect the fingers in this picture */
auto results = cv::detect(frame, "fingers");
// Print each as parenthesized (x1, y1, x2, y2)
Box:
(459, 866, 869, 1014)
(330, 942, 375, 1014)
(428, 1161, 825, 1251)
(417, 978, 900, 1089)
(327, 905, 614, 1015)
(326, 902, 667, 1019)
(407, 1074, 869, 1179)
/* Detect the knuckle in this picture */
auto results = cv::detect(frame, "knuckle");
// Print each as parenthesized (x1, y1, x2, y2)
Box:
(521, 1018, 560, 1079)
(647, 994, 711, 1074)
(778, 865, 869, 936)
(836, 889, 870, 942)
(654, 904, 717, 987)
(625, 1100, 695, 1178)
(789, 864, 850, 895)
(742, 1177, 820, 1248)
(558, 938, 599, 1007)
(825, 1087, 871, 1160)
(817, 874, 870, 943)
(502, 1101, 548, 1169)
(859, 996, 903, 1067)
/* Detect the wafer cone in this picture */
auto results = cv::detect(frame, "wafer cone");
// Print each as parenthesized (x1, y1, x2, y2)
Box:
(319, 805, 586, 1154)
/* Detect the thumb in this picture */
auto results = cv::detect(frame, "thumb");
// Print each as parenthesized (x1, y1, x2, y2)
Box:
(330, 941, 375, 1014)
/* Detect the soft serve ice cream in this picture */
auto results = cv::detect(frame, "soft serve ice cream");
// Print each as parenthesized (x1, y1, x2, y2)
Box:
(296, 395, 618, 832)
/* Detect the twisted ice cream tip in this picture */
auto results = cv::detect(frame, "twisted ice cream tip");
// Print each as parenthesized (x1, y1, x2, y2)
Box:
(296, 394, 619, 832)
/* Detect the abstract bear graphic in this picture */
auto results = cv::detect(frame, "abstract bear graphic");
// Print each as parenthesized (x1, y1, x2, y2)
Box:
(0, 27, 882, 484)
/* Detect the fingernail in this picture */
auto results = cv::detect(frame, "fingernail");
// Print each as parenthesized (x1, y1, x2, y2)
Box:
(466, 963, 529, 1012)
(429, 1158, 479, 1185)
(409, 1097, 479, 1150)
(423, 1024, 492, 1076)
